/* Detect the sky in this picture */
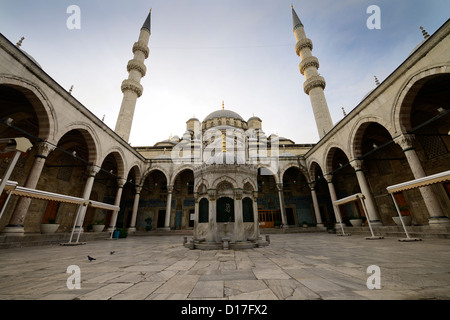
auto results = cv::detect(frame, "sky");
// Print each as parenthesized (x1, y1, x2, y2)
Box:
(0, 0, 449, 147)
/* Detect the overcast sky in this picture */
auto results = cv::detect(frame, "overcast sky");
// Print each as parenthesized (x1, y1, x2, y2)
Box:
(1, 0, 449, 146)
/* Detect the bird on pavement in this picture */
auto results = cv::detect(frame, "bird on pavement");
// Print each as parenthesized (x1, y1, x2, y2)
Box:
(87, 255, 96, 262)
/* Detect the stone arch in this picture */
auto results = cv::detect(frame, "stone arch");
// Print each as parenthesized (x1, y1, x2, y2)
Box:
(393, 65, 450, 134)
(101, 150, 125, 179)
(195, 179, 210, 193)
(212, 176, 238, 190)
(242, 178, 256, 192)
(307, 159, 323, 181)
(256, 164, 280, 184)
(324, 144, 352, 175)
(170, 165, 195, 186)
(142, 166, 170, 184)
(54, 124, 99, 166)
(349, 117, 394, 160)
(0, 75, 56, 142)
(280, 163, 310, 184)
(127, 164, 142, 185)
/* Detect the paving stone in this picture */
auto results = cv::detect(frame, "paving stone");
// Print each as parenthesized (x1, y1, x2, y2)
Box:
(0, 233, 449, 300)
(189, 280, 224, 298)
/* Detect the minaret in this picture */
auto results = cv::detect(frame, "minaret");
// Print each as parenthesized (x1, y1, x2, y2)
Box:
(114, 10, 151, 142)
(292, 5, 333, 139)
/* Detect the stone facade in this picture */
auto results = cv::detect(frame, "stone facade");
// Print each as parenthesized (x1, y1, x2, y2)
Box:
(0, 10, 449, 241)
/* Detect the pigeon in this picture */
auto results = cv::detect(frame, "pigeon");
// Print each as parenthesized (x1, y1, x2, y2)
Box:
(110, 251, 115, 255)
(87, 255, 96, 262)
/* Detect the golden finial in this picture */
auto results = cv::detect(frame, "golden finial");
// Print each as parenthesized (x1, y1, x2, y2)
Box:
(222, 133, 226, 153)
(291, 4, 293, 9)
(222, 101, 224, 110)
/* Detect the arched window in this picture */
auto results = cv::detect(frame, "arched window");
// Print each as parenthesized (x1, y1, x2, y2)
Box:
(217, 197, 234, 222)
(198, 198, 209, 223)
(243, 197, 254, 222)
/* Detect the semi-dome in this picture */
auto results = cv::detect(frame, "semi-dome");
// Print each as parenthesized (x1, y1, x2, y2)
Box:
(203, 109, 244, 122)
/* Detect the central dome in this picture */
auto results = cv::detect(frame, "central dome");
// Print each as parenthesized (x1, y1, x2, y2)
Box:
(203, 109, 244, 122)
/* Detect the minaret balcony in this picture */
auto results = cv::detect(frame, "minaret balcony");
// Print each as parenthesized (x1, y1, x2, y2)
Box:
(303, 75, 326, 95)
(132, 41, 150, 58)
(127, 59, 147, 77)
(299, 56, 319, 75)
(295, 38, 313, 56)
(121, 79, 143, 97)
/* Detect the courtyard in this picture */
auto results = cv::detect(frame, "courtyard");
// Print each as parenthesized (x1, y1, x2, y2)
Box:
(0, 233, 449, 301)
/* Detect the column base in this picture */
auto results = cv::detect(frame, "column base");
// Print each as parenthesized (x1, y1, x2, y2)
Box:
(428, 216, 450, 226)
(1, 225, 25, 236)
(368, 220, 383, 226)
(127, 227, 136, 233)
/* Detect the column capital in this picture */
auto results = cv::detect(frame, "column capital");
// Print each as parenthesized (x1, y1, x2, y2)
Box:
(308, 181, 316, 191)
(135, 185, 142, 194)
(350, 159, 363, 171)
(394, 134, 416, 151)
(324, 173, 333, 183)
(234, 188, 243, 200)
(117, 178, 127, 188)
(166, 184, 174, 193)
(276, 183, 283, 191)
(207, 189, 216, 201)
(87, 165, 100, 177)
(34, 141, 55, 158)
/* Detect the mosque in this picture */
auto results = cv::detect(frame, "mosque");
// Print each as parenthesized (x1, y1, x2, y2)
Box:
(0, 7, 449, 247)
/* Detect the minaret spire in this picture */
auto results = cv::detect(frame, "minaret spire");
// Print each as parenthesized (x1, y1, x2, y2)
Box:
(114, 10, 152, 142)
(292, 5, 333, 139)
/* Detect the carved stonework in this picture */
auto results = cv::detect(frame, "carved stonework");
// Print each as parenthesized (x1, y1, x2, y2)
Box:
(132, 41, 149, 58)
(394, 134, 416, 151)
(127, 59, 147, 77)
(34, 141, 55, 158)
(276, 183, 283, 192)
(121, 79, 143, 97)
(295, 38, 313, 56)
(234, 189, 243, 200)
(350, 159, 363, 171)
(303, 75, 326, 95)
(299, 56, 319, 75)
(87, 165, 100, 177)
(324, 173, 333, 183)
(117, 178, 127, 188)
(207, 189, 216, 201)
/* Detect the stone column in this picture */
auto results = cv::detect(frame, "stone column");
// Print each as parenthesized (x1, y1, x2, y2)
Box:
(163, 184, 173, 229)
(350, 159, 382, 225)
(107, 178, 126, 231)
(208, 189, 217, 242)
(2, 141, 54, 235)
(234, 189, 244, 242)
(253, 191, 260, 239)
(276, 183, 288, 227)
(309, 182, 324, 228)
(394, 134, 449, 226)
(325, 174, 344, 226)
(128, 185, 142, 233)
(193, 193, 199, 239)
(75, 165, 100, 230)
